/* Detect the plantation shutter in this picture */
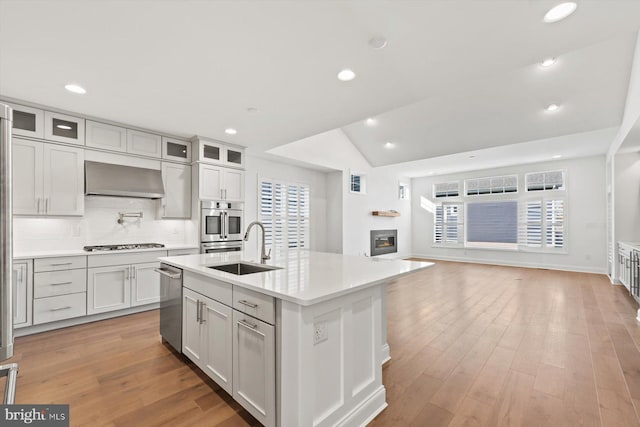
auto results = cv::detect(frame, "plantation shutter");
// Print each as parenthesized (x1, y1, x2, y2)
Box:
(545, 200, 564, 248)
(259, 178, 310, 250)
(519, 200, 543, 247)
(434, 203, 463, 244)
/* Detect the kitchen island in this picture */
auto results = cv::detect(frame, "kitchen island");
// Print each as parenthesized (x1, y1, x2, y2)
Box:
(159, 249, 433, 427)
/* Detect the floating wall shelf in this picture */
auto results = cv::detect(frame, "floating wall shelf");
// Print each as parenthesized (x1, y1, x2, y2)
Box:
(372, 211, 400, 217)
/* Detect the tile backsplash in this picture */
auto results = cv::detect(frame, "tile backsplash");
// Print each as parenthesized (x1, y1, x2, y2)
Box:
(13, 196, 197, 252)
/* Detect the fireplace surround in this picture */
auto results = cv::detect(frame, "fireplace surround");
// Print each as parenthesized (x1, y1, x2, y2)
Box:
(370, 229, 398, 256)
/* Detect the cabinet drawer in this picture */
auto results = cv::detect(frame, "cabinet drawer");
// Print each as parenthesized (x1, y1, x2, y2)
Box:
(34, 256, 87, 272)
(184, 271, 232, 306)
(88, 250, 167, 268)
(233, 286, 275, 325)
(33, 292, 86, 324)
(34, 269, 87, 298)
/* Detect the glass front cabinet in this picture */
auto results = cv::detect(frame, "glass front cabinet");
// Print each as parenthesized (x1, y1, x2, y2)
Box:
(194, 137, 244, 168)
(7, 103, 44, 139)
(162, 137, 192, 163)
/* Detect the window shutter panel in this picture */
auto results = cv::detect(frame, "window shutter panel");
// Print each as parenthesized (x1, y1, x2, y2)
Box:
(545, 200, 564, 248)
(519, 200, 542, 247)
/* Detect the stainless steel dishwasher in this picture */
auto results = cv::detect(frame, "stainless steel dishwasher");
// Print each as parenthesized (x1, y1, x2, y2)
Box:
(156, 264, 183, 353)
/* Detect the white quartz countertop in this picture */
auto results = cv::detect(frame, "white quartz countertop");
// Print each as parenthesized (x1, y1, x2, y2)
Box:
(13, 244, 200, 260)
(159, 249, 434, 306)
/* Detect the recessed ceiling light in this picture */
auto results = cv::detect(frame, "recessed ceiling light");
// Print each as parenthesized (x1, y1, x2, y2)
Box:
(543, 2, 577, 23)
(384, 141, 395, 149)
(246, 107, 259, 113)
(552, 154, 562, 159)
(56, 124, 72, 130)
(224, 128, 237, 135)
(546, 103, 560, 112)
(468, 155, 476, 159)
(365, 118, 377, 126)
(337, 69, 356, 82)
(369, 36, 388, 50)
(540, 58, 557, 68)
(64, 83, 86, 94)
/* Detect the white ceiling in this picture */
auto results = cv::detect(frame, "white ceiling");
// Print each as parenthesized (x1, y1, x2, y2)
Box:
(1, 1, 639, 168)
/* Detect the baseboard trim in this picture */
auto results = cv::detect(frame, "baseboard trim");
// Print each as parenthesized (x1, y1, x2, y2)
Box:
(14, 303, 159, 337)
(335, 386, 387, 427)
(409, 253, 607, 275)
(381, 343, 391, 365)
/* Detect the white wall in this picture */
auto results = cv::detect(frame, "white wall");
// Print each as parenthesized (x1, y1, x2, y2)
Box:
(342, 167, 413, 259)
(614, 152, 640, 243)
(411, 156, 607, 273)
(244, 155, 328, 253)
(13, 196, 196, 253)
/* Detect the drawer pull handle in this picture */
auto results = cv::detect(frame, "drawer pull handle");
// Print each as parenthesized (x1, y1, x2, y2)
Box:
(238, 319, 258, 329)
(51, 281, 72, 286)
(50, 306, 72, 312)
(238, 300, 258, 309)
(51, 262, 73, 266)
(238, 319, 265, 337)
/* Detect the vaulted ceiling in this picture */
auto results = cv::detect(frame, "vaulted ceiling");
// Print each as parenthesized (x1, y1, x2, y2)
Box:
(1, 0, 639, 169)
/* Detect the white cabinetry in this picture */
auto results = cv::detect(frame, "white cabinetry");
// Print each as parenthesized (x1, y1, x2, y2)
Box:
(6, 103, 44, 139)
(85, 120, 127, 152)
(131, 262, 161, 306)
(127, 129, 162, 158)
(198, 164, 244, 202)
(85, 121, 162, 159)
(232, 310, 275, 427)
(12, 260, 33, 328)
(87, 265, 131, 314)
(194, 137, 245, 168)
(161, 163, 191, 218)
(44, 111, 85, 145)
(182, 288, 233, 395)
(32, 256, 87, 325)
(13, 138, 84, 216)
(162, 137, 191, 163)
(87, 251, 164, 314)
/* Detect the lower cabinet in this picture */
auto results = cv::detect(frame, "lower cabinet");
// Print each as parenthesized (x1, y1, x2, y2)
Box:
(232, 310, 275, 427)
(183, 288, 233, 394)
(87, 265, 131, 314)
(12, 260, 33, 328)
(182, 287, 275, 427)
(88, 262, 161, 314)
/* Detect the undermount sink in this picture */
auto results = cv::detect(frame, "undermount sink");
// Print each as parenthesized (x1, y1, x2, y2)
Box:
(209, 262, 282, 275)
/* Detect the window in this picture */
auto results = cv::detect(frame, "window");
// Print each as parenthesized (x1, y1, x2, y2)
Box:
(434, 203, 464, 245)
(466, 201, 518, 249)
(434, 182, 460, 198)
(259, 178, 310, 250)
(519, 199, 565, 249)
(350, 171, 366, 194)
(525, 170, 565, 191)
(466, 175, 518, 196)
(399, 182, 410, 200)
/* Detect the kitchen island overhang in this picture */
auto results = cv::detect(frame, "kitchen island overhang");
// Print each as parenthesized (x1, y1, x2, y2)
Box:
(159, 250, 433, 427)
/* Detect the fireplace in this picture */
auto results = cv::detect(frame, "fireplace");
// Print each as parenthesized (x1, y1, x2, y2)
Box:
(370, 229, 397, 256)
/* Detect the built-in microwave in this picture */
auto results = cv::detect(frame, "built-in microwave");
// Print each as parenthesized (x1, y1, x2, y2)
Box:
(201, 201, 243, 243)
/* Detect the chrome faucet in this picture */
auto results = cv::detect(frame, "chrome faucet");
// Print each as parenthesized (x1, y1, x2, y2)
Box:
(244, 221, 271, 264)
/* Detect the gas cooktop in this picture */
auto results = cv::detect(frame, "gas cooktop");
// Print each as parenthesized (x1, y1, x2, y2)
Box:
(83, 243, 165, 252)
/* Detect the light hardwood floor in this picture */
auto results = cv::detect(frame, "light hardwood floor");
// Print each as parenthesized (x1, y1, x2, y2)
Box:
(8, 260, 640, 426)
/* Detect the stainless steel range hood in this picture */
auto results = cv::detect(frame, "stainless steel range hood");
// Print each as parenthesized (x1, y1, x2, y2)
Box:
(85, 161, 165, 199)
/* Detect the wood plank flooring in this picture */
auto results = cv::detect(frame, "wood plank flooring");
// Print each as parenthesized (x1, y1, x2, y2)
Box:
(8, 260, 640, 426)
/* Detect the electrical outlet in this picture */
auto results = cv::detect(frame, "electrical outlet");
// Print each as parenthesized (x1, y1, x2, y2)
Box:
(314, 321, 328, 345)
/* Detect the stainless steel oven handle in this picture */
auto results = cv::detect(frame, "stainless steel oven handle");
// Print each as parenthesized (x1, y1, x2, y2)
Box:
(154, 268, 182, 279)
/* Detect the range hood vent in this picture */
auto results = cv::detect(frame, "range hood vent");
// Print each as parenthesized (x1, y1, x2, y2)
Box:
(85, 161, 165, 199)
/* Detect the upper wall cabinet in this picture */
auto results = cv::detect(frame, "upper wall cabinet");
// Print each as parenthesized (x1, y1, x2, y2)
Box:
(86, 120, 127, 152)
(193, 137, 245, 169)
(13, 138, 84, 216)
(44, 111, 85, 145)
(162, 137, 191, 164)
(85, 121, 162, 159)
(127, 129, 162, 158)
(7, 103, 44, 139)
